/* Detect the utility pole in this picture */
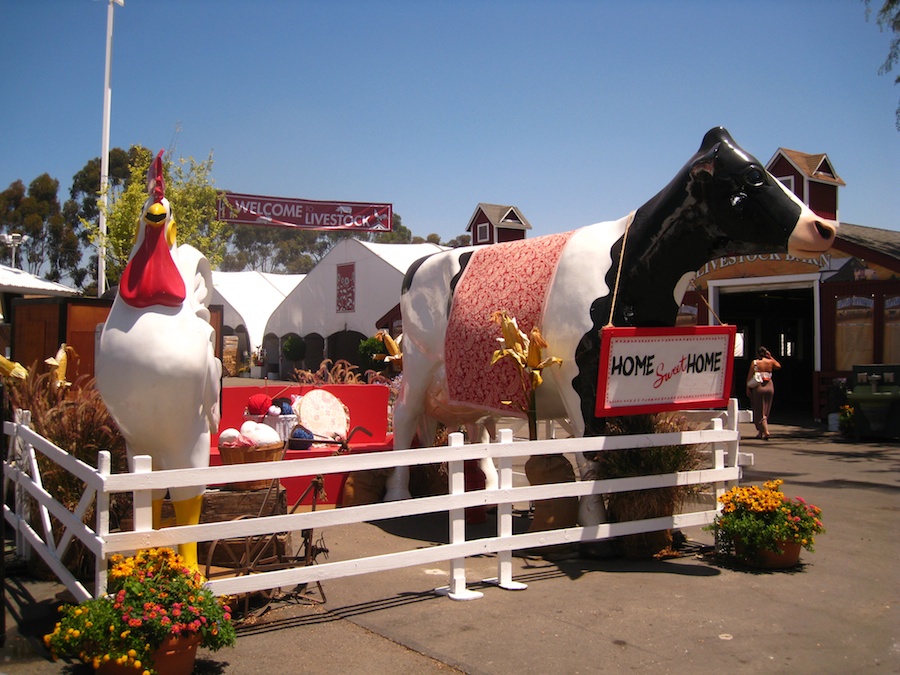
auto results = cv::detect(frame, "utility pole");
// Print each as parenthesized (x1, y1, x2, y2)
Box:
(98, 0, 124, 297)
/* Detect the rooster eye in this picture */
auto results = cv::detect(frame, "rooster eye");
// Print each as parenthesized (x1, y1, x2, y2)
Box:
(745, 168, 765, 187)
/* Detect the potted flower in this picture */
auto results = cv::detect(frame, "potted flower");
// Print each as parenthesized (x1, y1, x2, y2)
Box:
(707, 479, 825, 568)
(44, 547, 235, 674)
(250, 346, 265, 378)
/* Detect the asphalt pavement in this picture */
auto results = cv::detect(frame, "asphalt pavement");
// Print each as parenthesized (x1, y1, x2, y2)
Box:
(3, 417, 898, 674)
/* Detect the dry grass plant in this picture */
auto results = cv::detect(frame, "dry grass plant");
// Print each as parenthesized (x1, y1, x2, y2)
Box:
(5, 364, 130, 579)
(597, 412, 703, 558)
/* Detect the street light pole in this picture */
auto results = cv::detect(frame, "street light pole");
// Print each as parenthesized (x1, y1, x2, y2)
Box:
(98, 0, 124, 297)
(0, 233, 30, 269)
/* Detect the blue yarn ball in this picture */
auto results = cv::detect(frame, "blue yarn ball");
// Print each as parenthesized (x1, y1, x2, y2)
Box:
(290, 426, 314, 450)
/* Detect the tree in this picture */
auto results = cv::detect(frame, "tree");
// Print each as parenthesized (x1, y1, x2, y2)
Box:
(220, 225, 321, 273)
(65, 147, 144, 291)
(866, 0, 900, 130)
(372, 212, 412, 244)
(443, 234, 471, 247)
(0, 175, 70, 277)
(96, 148, 229, 286)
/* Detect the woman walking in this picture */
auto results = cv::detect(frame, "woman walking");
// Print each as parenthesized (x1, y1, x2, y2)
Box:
(747, 346, 782, 440)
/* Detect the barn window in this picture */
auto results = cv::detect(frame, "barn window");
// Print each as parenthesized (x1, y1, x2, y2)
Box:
(835, 295, 874, 371)
(885, 296, 900, 363)
(336, 263, 355, 313)
(776, 175, 794, 193)
(501, 208, 522, 224)
(476, 222, 490, 243)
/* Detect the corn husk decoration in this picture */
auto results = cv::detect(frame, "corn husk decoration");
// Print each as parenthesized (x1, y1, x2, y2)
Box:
(373, 331, 403, 370)
(45, 343, 77, 389)
(490, 310, 561, 439)
(0, 354, 27, 380)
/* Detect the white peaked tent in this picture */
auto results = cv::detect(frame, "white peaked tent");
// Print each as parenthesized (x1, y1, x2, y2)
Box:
(0, 264, 80, 321)
(211, 270, 305, 353)
(0, 264, 81, 296)
(265, 240, 447, 343)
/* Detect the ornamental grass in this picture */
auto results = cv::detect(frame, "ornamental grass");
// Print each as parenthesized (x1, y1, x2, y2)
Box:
(4, 366, 131, 579)
(708, 479, 825, 557)
(44, 547, 235, 674)
(595, 413, 703, 557)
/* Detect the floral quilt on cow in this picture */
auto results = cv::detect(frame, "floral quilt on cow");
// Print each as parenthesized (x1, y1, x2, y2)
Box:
(445, 231, 575, 416)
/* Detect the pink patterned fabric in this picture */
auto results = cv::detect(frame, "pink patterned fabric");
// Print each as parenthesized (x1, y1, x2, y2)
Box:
(445, 232, 575, 416)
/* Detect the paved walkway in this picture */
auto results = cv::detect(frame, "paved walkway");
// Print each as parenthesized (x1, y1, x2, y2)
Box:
(3, 418, 898, 674)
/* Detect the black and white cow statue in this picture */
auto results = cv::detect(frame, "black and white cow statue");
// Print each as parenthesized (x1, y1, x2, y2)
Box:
(386, 127, 837, 525)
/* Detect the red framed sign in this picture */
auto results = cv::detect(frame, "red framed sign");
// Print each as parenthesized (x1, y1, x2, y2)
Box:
(217, 192, 392, 233)
(595, 325, 736, 417)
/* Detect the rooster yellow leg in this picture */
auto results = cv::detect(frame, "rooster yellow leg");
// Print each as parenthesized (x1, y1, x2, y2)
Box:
(171, 494, 204, 572)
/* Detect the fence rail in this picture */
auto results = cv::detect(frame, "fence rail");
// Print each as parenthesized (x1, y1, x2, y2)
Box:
(2, 400, 751, 603)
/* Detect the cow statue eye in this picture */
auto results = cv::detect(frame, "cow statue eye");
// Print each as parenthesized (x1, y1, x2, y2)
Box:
(745, 168, 765, 187)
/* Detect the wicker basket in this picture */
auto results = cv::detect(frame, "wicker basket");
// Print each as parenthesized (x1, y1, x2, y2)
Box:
(218, 441, 285, 490)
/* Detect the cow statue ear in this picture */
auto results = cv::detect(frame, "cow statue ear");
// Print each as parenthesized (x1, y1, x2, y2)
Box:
(690, 145, 718, 179)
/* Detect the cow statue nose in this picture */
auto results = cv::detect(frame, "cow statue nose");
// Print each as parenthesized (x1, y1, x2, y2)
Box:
(815, 221, 835, 241)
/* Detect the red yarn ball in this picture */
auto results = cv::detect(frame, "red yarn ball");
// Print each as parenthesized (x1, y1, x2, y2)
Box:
(247, 393, 273, 415)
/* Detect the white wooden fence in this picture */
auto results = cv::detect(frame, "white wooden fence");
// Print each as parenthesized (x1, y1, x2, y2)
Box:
(2, 401, 751, 604)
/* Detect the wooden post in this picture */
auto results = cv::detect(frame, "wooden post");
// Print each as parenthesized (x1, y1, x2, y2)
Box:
(435, 433, 482, 601)
(485, 429, 527, 591)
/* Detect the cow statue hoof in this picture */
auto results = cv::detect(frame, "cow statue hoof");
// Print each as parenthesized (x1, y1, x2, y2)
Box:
(384, 466, 412, 501)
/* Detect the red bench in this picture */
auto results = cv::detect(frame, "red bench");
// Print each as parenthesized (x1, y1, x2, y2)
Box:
(209, 384, 394, 507)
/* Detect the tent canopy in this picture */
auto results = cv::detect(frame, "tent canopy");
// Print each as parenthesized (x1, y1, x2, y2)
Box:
(0, 264, 81, 321)
(0, 265, 81, 297)
(211, 270, 305, 351)
(265, 240, 446, 341)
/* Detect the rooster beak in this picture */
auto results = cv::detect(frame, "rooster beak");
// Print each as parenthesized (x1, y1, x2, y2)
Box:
(145, 202, 167, 226)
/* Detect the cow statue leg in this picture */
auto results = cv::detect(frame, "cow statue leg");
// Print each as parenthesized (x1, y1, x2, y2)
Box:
(465, 416, 498, 491)
(574, 453, 608, 526)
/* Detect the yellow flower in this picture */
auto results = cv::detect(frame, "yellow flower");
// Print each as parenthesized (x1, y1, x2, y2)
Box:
(490, 310, 562, 393)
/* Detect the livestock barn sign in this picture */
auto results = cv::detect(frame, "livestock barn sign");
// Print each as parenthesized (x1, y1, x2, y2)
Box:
(595, 325, 736, 417)
(217, 192, 392, 233)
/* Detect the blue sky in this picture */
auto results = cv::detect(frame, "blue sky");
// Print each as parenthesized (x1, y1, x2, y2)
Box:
(2, 0, 898, 246)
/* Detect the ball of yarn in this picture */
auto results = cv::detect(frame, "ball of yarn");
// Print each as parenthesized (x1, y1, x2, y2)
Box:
(290, 425, 314, 450)
(247, 393, 273, 415)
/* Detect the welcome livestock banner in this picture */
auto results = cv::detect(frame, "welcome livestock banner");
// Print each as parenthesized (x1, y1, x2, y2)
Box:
(595, 325, 736, 417)
(217, 192, 392, 233)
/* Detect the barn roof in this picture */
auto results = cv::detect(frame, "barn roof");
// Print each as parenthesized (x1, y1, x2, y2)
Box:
(466, 203, 532, 233)
(0, 264, 81, 297)
(769, 148, 846, 186)
(836, 222, 900, 263)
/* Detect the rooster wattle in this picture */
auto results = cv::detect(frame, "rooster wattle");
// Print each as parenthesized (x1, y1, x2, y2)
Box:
(96, 150, 221, 570)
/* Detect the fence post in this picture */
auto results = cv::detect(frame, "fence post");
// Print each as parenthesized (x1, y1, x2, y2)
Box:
(95, 451, 112, 598)
(435, 433, 483, 601)
(131, 455, 154, 536)
(485, 428, 527, 591)
(12, 409, 32, 560)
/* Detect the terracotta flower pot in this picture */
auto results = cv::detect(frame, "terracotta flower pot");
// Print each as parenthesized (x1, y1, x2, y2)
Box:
(734, 538, 802, 569)
(95, 633, 201, 675)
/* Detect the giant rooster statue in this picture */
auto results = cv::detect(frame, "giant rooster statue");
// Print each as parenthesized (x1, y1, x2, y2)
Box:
(96, 151, 221, 570)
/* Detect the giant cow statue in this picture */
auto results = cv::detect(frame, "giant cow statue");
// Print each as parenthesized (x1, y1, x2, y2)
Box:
(386, 128, 837, 521)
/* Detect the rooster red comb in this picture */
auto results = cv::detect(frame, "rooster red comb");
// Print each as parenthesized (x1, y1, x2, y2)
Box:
(146, 150, 165, 203)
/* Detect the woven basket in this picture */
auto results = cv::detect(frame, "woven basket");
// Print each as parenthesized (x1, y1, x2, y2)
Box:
(218, 441, 285, 490)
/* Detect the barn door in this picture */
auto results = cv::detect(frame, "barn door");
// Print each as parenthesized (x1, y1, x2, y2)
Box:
(718, 287, 814, 416)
